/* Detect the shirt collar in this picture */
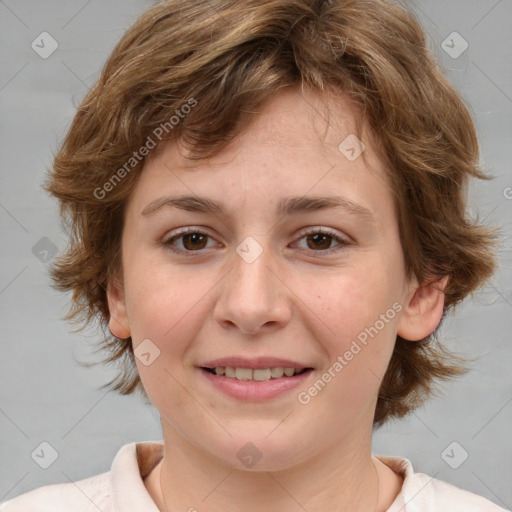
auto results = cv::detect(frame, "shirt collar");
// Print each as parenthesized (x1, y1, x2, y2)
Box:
(110, 441, 164, 512)
(109, 442, 416, 512)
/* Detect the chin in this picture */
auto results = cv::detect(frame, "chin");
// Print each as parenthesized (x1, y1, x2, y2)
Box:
(208, 431, 314, 472)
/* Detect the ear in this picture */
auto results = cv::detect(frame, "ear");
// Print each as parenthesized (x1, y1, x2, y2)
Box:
(397, 276, 448, 341)
(106, 275, 131, 339)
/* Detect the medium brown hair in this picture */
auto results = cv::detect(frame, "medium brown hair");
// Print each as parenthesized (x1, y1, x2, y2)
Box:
(46, 0, 497, 427)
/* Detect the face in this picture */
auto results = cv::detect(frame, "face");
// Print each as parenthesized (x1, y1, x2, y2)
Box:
(108, 87, 445, 471)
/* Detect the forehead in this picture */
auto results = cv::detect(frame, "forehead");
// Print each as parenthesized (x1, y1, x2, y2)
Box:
(240, 88, 361, 148)
(129, 87, 391, 216)
(152, 87, 383, 163)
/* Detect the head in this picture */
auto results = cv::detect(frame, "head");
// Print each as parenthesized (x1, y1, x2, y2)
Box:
(47, 0, 496, 452)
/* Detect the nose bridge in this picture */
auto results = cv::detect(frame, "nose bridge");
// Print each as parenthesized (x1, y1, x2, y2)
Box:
(214, 238, 290, 334)
(234, 240, 273, 298)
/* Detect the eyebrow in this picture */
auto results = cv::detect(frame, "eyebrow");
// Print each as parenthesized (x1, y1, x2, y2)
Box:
(141, 194, 375, 222)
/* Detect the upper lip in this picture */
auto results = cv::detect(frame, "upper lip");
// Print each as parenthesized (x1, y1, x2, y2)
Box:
(200, 357, 313, 370)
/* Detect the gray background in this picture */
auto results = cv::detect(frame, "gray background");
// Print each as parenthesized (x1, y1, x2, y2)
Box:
(1, 0, 511, 507)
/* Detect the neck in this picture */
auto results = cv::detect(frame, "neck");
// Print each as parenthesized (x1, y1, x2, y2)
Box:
(153, 425, 383, 512)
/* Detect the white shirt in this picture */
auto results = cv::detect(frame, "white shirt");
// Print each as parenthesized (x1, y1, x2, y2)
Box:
(1, 441, 508, 511)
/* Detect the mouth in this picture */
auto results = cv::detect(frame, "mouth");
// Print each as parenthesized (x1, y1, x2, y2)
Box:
(200, 366, 312, 381)
(197, 358, 315, 401)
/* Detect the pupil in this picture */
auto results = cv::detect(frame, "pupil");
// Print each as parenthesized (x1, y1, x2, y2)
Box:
(184, 233, 206, 250)
(308, 233, 330, 250)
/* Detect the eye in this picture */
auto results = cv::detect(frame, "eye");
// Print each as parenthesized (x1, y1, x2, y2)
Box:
(293, 228, 350, 253)
(164, 228, 219, 253)
(163, 227, 350, 255)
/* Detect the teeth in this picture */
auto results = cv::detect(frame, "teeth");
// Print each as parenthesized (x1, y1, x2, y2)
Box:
(253, 368, 272, 381)
(235, 368, 253, 381)
(270, 367, 284, 378)
(209, 366, 306, 381)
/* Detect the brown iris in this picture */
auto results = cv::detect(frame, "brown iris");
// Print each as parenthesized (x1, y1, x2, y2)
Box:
(181, 233, 208, 250)
(306, 233, 332, 250)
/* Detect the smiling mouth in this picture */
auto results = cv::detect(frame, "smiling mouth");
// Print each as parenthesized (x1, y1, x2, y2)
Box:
(201, 366, 312, 381)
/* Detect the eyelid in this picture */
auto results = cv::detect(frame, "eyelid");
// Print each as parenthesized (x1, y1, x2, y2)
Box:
(295, 226, 350, 241)
(163, 226, 220, 252)
(292, 226, 351, 252)
(163, 226, 351, 255)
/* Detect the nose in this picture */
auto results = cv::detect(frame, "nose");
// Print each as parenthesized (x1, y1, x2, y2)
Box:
(213, 243, 292, 336)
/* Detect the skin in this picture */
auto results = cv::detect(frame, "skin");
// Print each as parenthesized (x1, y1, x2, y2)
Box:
(107, 87, 447, 512)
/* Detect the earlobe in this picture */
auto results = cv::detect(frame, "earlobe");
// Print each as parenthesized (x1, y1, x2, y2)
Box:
(397, 276, 448, 341)
(106, 277, 131, 339)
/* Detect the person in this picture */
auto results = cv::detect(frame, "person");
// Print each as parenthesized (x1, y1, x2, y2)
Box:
(1, 0, 507, 510)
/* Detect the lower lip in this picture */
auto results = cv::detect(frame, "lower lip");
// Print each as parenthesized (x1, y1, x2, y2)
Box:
(198, 368, 313, 401)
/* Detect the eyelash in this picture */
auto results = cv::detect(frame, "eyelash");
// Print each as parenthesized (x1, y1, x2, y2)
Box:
(163, 227, 350, 255)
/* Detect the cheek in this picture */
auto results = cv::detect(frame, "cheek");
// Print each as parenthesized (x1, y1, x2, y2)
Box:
(310, 265, 399, 340)
(303, 262, 401, 398)
(125, 266, 207, 406)
(122, 255, 202, 341)
(301, 272, 400, 418)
